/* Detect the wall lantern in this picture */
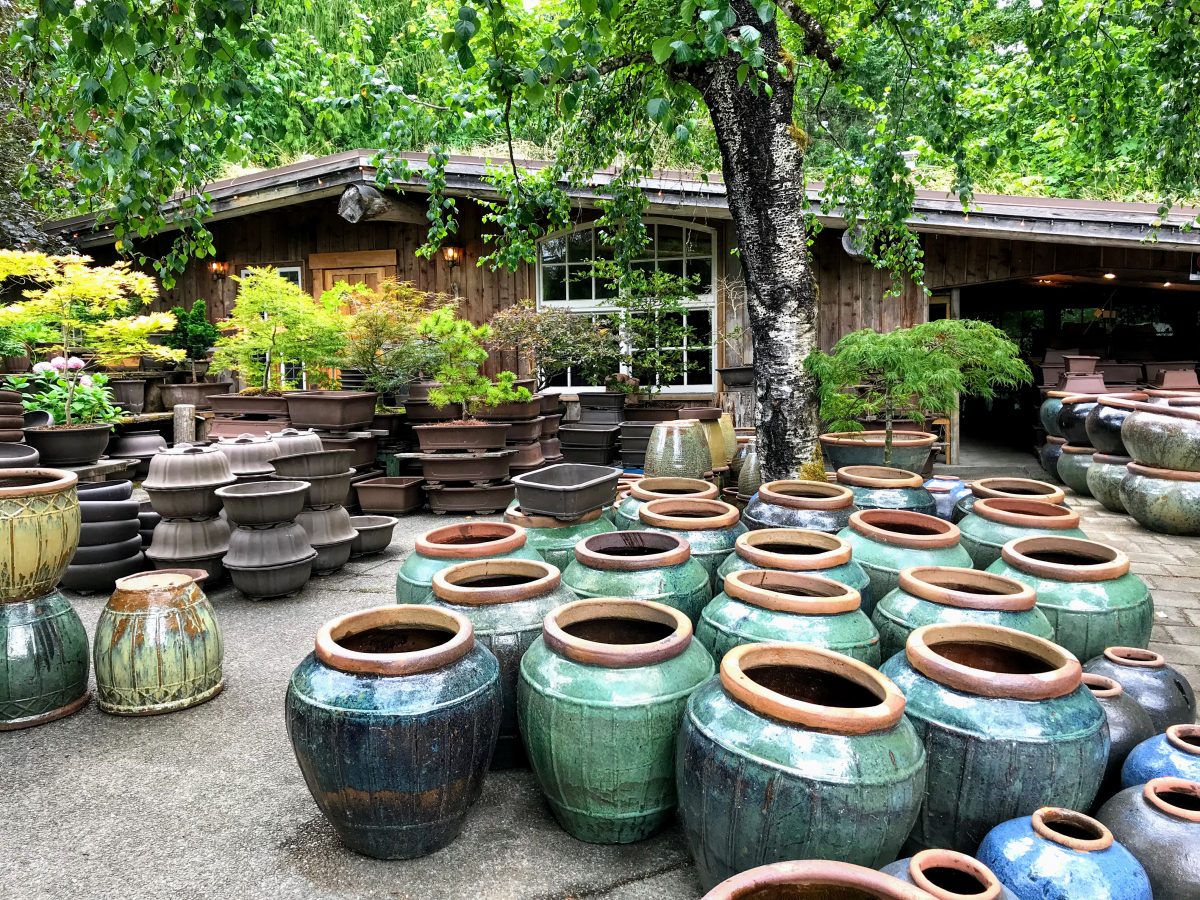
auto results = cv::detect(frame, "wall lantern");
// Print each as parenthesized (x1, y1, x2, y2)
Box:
(442, 246, 464, 268)
(209, 260, 230, 280)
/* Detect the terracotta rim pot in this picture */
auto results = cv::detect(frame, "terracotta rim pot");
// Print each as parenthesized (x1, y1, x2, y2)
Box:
(574, 531, 691, 570)
(1029, 807, 1114, 852)
(0, 467, 78, 498)
(898, 566, 1037, 612)
(108, 570, 204, 611)
(542, 597, 693, 668)
(1166, 723, 1200, 756)
(415, 521, 528, 558)
(432, 558, 560, 606)
(703, 860, 930, 900)
(719, 641, 906, 735)
(733, 528, 853, 571)
(639, 497, 742, 530)
(722, 569, 861, 615)
(1046, 435, 1068, 446)
(905, 622, 1082, 700)
(837, 466, 924, 489)
(316, 604, 473, 676)
(1098, 392, 1200, 420)
(970, 477, 1066, 505)
(1126, 461, 1200, 482)
(757, 479, 855, 510)
(903, 849, 1006, 900)
(628, 476, 718, 502)
(999, 535, 1129, 582)
(969, 497, 1082, 530)
(1101, 646, 1168, 669)
(1082, 672, 1124, 699)
(1143, 777, 1200, 823)
(848, 509, 962, 549)
(505, 504, 605, 529)
(820, 430, 937, 451)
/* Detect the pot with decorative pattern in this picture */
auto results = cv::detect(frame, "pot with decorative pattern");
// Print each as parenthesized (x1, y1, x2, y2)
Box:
(839, 509, 973, 602)
(836, 466, 938, 516)
(958, 498, 1087, 569)
(0, 589, 90, 730)
(395, 521, 544, 603)
(643, 420, 711, 479)
(1083, 647, 1196, 732)
(743, 479, 857, 533)
(0, 469, 81, 602)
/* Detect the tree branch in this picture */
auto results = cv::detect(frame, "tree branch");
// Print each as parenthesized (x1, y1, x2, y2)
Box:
(545, 51, 657, 84)
(775, 0, 842, 70)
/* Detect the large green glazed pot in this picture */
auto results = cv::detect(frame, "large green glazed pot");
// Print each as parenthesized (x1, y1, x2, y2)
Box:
(1087, 454, 1131, 513)
(396, 521, 544, 602)
(0, 469, 81, 602)
(0, 589, 90, 729)
(422, 557, 576, 768)
(743, 480, 858, 534)
(93, 569, 223, 715)
(986, 535, 1153, 662)
(838, 509, 973, 603)
(1104, 393, 1200, 471)
(1096, 778, 1200, 900)
(696, 569, 880, 664)
(1119, 462, 1200, 535)
(677, 643, 927, 891)
(836, 466, 937, 517)
(952, 477, 1067, 523)
(1057, 444, 1096, 496)
(636, 497, 747, 593)
(819, 430, 937, 471)
(704, 860, 934, 900)
(518, 598, 714, 843)
(881, 623, 1109, 854)
(716, 527, 873, 614)
(286, 605, 501, 859)
(613, 477, 717, 530)
(1040, 391, 1070, 438)
(643, 420, 711, 479)
(957, 497, 1087, 569)
(872, 566, 1054, 661)
(561, 531, 712, 622)
(504, 502, 615, 570)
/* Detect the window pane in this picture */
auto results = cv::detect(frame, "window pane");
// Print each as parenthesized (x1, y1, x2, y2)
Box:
(567, 229, 593, 263)
(687, 257, 713, 295)
(659, 349, 686, 385)
(688, 310, 713, 345)
(634, 224, 655, 261)
(686, 346, 713, 384)
(541, 237, 566, 265)
(685, 228, 712, 257)
(542, 265, 567, 303)
(595, 275, 618, 301)
(658, 224, 684, 257)
(593, 230, 614, 259)
(567, 265, 593, 302)
(659, 259, 684, 281)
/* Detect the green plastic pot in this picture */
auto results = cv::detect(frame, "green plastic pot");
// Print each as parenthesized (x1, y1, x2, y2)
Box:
(957, 497, 1087, 569)
(838, 509, 973, 602)
(396, 521, 544, 603)
(635, 497, 747, 592)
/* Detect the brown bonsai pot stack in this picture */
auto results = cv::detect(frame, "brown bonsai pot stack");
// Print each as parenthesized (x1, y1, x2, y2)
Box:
(216, 479, 316, 600)
(208, 392, 291, 439)
(143, 444, 236, 582)
(539, 406, 564, 465)
(270, 449, 359, 575)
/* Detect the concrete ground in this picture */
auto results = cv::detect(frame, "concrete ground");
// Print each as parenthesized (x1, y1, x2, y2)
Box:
(3, 491, 1198, 900)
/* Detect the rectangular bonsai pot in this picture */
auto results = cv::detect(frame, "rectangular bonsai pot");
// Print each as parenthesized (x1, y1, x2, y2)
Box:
(402, 450, 515, 485)
(319, 432, 379, 469)
(561, 446, 619, 465)
(473, 398, 543, 421)
(413, 423, 509, 453)
(558, 424, 622, 448)
(621, 450, 646, 467)
(285, 391, 379, 430)
(208, 394, 290, 416)
(353, 477, 424, 514)
(575, 392, 625, 409)
(622, 405, 683, 422)
(578, 406, 624, 424)
(424, 483, 516, 515)
(510, 463, 622, 520)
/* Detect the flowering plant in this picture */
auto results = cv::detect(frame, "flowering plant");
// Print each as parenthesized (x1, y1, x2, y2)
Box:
(6, 356, 123, 426)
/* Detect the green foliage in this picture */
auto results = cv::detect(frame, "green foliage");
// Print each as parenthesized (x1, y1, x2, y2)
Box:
(417, 306, 531, 414)
(486, 299, 619, 390)
(7, 369, 123, 426)
(166, 300, 220, 362)
(336, 280, 449, 396)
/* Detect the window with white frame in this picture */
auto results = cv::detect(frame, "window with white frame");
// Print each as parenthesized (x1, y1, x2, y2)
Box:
(537, 220, 716, 391)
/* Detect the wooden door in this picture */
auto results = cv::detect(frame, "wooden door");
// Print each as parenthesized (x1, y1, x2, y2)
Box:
(307, 250, 398, 299)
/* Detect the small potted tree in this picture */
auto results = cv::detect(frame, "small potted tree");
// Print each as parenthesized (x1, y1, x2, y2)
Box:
(486, 299, 620, 393)
(9, 358, 126, 465)
(806, 320, 1032, 469)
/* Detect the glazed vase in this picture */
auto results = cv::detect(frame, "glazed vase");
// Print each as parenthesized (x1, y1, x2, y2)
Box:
(818, 430, 937, 471)
(1039, 392, 1069, 438)
(0, 590, 90, 729)
(422, 558, 577, 768)
(1083, 646, 1196, 732)
(503, 503, 615, 571)
(1040, 437, 1067, 483)
(612, 477, 717, 530)
(1057, 444, 1095, 496)
(682, 408, 729, 473)
(1119, 462, 1200, 535)
(635, 497, 746, 592)
(986, 536, 1153, 663)
(285, 605, 501, 859)
(696, 569, 880, 664)
(1105, 394, 1200, 471)
(976, 807, 1151, 900)
(0, 469, 82, 602)
(872, 566, 1054, 662)
(742, 479, 857, 533)
(838, 509, 973, 602)
(952, 477, 1067, 523)
(1095, 778, 1200, 900)
(836, 466, 938, 517)
(1086, 393, 1140, 455)
(643, 421, 711, 478)
(881, 850, 1018, 900)
(518, 598, 714, 843)
(957, 498, 1087, 569)
(561, 531, 712, 623)
(1057, 395, 1100, 445)
(93, 570, 223, 715)
(705, 861, 933, 900)
(735, 439, 761, 499)
(395, 521, 544, 603)
(718, 414, 737, 467)
(1120, 724, 1200, 787)
(1086, 454, 1131, 513)
(677, 643, 926, 890)
(880, 623, 1109, 853)
(1083, 674, 1155, 805)
(923, 476, 973, 521)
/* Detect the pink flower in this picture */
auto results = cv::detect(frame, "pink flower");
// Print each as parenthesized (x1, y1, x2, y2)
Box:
(66, 356, 85, 371)
(49, 356, 67, 371)
(78, 374, 93, 388)
(32, 361, 54, 374)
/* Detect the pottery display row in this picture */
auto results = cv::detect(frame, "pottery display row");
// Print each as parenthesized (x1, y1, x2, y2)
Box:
(276, 448, 357, 575)
(505, 502, 615, 570)
(217, 479, 316, 600)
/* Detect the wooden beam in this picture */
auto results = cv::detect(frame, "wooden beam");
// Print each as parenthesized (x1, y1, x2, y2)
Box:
(337, 184, 427, 226)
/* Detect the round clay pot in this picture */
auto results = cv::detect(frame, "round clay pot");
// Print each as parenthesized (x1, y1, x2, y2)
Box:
(1099, 393, 1200, 471)
(518, 598, 715, 843)
(215, 480, 308, 526)
(743, 479, 857, 533)
(923, 476, 973, 521)
(143, 443, 235, 491)
(1083, 674, 1155, 805)
(1120, 462, 1200, 535)
(1040, 436, 1067, 483)
(1087, 453, 1131, 513)
(108, 429, 166, 458)
(78, 480, 134, 502)
(1095, 778, 1200, 900)
(292, 470, 354, 509)
(503, 502, 616, 570)
(61, 553, 151, 593)
(226, 554, 316, 600)
(395, 521, 544, 603)
(872, 566, 1053, 662)
(269, 449, 354, 478)
(147, 517, 231, 563)
(1057, 394, 1100, 445)
(636, 498, 747, 592)
(215, 434, 281, 477)
(696, 569, 880, 663)
(0, 443, 39, 468)
(1057, 443, 1096, 496)
(952, 477, 1067, 522)
(266, 427, 324, 455)
(0, 589, 90, 729)
(0, 469, 81, 602)
(1040, 392, 1070, 438)
(881, 849, 1017, 900)
(79, 518, 140, 546)
(958, 497, 1086, 569)
(349, 515, 397, 557)
(612, 477, 717, 529)
(704, 861, 932, 900)
(562, 531, 712, 623)
(80, 498, 141, 523)
(225, 522, 315, 569)
(23, 424, 111, 466)
(836, 466, 937, 516)
(987, 536, 1152, 662)
(819, 430, 937, 471)
(838, 509, 973, 602)
(296, 506, 357, 545)
(310, 537, 354, 575)
(881, 623, 1107, 853)
(144, 486, 229, 519)
(976, 807, 1151, 900)
(677, 643, 925, 890)
(285, 605, 502, 858)
(1083, 647, 1197, 732)
(71, 535, 144, 566)
(643, 420, 711, 478)
(1087, 393, 1142, 455)
(1121, 724, 1200, 788)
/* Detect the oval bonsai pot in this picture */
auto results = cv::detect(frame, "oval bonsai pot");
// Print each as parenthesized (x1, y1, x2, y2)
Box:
(23, 424, 111, 466)
(284, 391, 379, 430)
(269, 449, 354, 478)
(215, 480, 309, 526)
(71, 535, 144, 566)
(425, 483, 515, 515)
(819, 430, 937, 471)
(79, 518, 141, 546)
(349, 515, 398, 557)
(717, 365, 755, 387)
(414, 423, 509, 453)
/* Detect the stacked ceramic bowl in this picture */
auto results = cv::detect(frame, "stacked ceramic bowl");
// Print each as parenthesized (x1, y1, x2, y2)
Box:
(271, 449, 357, 575)
(216, 480, 315, 599)
(107, 430, 167, 480)
(138, 500, 160, 550)
(0, 388, 26, 442)
(0, 442, 39, 469)
(144, 444, 235, 581)
(266, 427, 326, 456)
(217, 434, 282, 484)
(61, 480, 151, 592)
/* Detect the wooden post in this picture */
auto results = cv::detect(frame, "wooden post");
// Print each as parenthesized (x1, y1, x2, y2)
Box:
(173, 404, 196, 444)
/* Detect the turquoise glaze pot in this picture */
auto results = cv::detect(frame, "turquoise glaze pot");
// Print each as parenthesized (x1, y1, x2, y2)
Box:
(696, 569, 880, 664)
(1096, 778, 1200, 900)
(1057, 444, 1095, 497)
(872, 566, 1054, 662)
(952, 477, 1068, 524)
(285, 605, 502, 859)
(518, 598, 714, 843)
(1086, 454, 1130, 513)
(986, 535, 1152, 663)
(881, 849, 1018, 900)
(742, 480, 858, 534)
(635, 497, 746, 592)
(0, 589, 90, 729)
(838, 509, 973, 603)
(837, 466, 937, 516)
(1084, 646, 1197, 732)
(1120, 462, 1200, 536)
(1040, 392, 1069, 438)
(1120, 724, 1200, 787)
(819, 430, 936, 471)
(562, 531, 712, 623)
(881, 623, 1108, 854)
(612, 477, 717, 530)
(504, 502, 615, 571)
(677, 643, 926, 891)
(924, 476, 973, 521)
(396, 521, 544, 603)
(977, 808, 1150, 900)
(958, 498, 1087, 569)
(715, 527, 873, 614)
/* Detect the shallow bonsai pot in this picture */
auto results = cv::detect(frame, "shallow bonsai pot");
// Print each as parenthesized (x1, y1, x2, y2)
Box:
(144, 486, 228, 519)
(541, 414, 562, 437)
(623, 405, 683, 422)
(558, 424, 622, 448)
(295, 471, 355, 508)
(403, 401, 457, 422)
(501, 418, 545, 443)
(226, 553, 316, 600)
(79, 518, 140, 546)
(215, 480, 309, 526)
(70, 535, 144, 566)
(284, 391, 379, 430)
(474, 398, 543, 421)
(408, 450, 514, 485)
(23, 424, 112, 466)
(108, 430, 166, 457)
(507, 442, 545, 469)
(311, 538, 354, 574)
(208, 394, 290, 416)
(819, 430, 936, 471)
(577, 392, 625, 410)
(718, 365, 754, 387)
(60, 553, 151, 593)
(269, 449, 354, 478)
(511, 463, 622, 520)
(225, 522, 315, 568)
(354, 477, 424, 514)
(424, 483, 516, 515)
(414, 423, 509, 453)
(317, 432, 378, 469)
(349, 515, 399, 557)
(0, 442, 39, 469)
(80, 499, 141, 523)
(159, 381, 232, 409)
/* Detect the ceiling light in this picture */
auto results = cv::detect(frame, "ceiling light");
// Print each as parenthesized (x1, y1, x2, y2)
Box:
(1164, 282, 1172, 288)
(1103, 272, 1117, 280)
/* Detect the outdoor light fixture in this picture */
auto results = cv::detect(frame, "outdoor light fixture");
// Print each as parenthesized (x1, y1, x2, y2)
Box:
(209, 260, 230, 280)
(1164, 282, 1173, 288)
(1103, 272, 1117, 280)
(442, 246, 464, 268)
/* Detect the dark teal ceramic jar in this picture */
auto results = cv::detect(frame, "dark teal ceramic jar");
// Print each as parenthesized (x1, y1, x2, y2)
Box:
(677, 643, 926, 891)
(986, 535, 1153, 663)
(1121, 724, 1200, 788)
(696, 570, 880, 664)
(561, 531, 712, 623)
(880, 850, 1018, 900)
(1083, 673, 1155, 805)
(0, 590, 90, 729)
(838, 509, 973, 602)
(1084, 647, 1197, 733)
(1120, 462, 1200, 536)
(1096, 778, 1200, 900)
(635, 497, 747, 592)
(836, 466, 937, 517)
(1040, 392, 1069, 438)
(1057, 444, 1096, 497)
(1040, 436, 1067, 483)
(396, 521, 544, 603)
(957, 497, 1087, 569)
(1086, 394, 1139, 455)
(1087, 454, 1131, 513)
(504, 502, 615, 571)
(881, 623, 1108, 854)
(285, 605, 502, 859)
(951, 477, 1068, 523)
(743, 480, 858, 533)
(612, 477, 717, 530)
(1057, 395, 1100, 445)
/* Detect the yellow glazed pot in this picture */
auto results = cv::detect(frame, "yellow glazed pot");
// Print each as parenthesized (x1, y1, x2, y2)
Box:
(0, 469, 81, 602)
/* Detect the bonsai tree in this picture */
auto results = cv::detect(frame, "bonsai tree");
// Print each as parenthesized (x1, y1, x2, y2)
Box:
(486, 299, 619, 390)
(165, 299, 220, 379)
(805, 320, 1032, 465)
(418, 306, 532, 418)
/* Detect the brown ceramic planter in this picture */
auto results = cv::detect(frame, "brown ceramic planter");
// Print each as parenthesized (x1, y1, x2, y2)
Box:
(414, 423, 509, 453)
(226, 553, 316, 599)
(474, 398, 543, 421)
(214, 480, 308, 526)
(159, 381, 232, 410)
(144, 486, 229, 519)
(23, 424, 111, 466)
(284, 390, 379, 430)
(317, 432, 378, 469)
(758, 479, 856, 508)
(539, 437, 562, 460)
(266, 428, 325, 455)
(723, 569, 862, 614)
(574, 531, 692, 570)
(316, 604, 473, 675)
(147, 517, 231, 562)
(837, 466, 924, 489)
(704, 860, 929, 900)
(403, 401, 457, 422)
(543, 598, 693, 668)
(296, 506, 358, 544)
(207, 394, 290, 416)
(970, 497, 1082, 530)
(225, 522, 315, 568)
(349, 515, 398, 557)
(432, 558, 560, 605)
(507, 441, 545, 469)
(999, 535, 1129, 582)
(416, 522, 528, 558)
(502, 418, 545, 443)
(353, 476, 423, 514)
(270, 449, 354, 478)
(848, 509, 962, 549)
(540, 414, 561, 437)
(898, 567, 1037, 611)
(505, 504, 605, 530)
(407, 450, 514, 485)
(215, 434, 281, 477)
(424, 483, 515, 515)
(640, 497, 742, 530)
(678, 406, 720, 421)
(294, 471, 354, 508)
(144, 443, 235, 490)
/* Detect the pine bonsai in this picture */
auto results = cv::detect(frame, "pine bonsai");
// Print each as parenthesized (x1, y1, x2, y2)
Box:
(165, 299, 220, 379)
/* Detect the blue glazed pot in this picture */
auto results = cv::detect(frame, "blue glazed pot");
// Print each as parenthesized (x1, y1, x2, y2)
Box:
(285, 604, 502, 859)
(881, 850, 1018, 900)
(396, 521, 544, 603)
(1120, 725, 1200, 788)
(881, 623, 1109, 854)
(742, 480, 857, 533)
(1096, 778, 1200, 900)
(977, 808, 1151, 900)
(837, 466, 937, 516)
(1040, 393, 1068, 438)
(923, 476, 972, 521)
(1040, 437, 1067, 483)
(1083, 646, 1197, 733)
